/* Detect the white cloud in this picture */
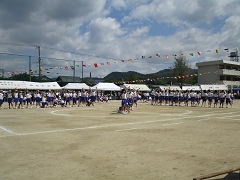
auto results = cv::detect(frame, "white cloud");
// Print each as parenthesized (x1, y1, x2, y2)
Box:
(0, 0, 240, 78)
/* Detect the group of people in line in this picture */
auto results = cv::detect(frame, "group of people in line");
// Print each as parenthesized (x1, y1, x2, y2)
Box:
(148, 89, 234, 108)
(0, 89, 111, 109)
(0, 88, 235, 111)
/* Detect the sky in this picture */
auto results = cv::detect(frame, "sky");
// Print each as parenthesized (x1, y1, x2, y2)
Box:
(0, 0, 240, 79)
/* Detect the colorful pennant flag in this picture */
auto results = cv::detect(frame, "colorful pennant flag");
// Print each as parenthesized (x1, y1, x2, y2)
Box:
(189, 53, 194, 56)
(107, 62, 111, 65)
(94, 63, 98, 68)
(148, 56, 152, 58)
(216, 49, 219, 53)
(156, 53, 160, 57)
(82, 64, 86, 67)
(164, 55, 169, 59)
(197, 52, 201, 55)
(65, 66, 68, 70)
(224, 48, 229, 52)
(142, 56, 145, 59)
(121, 60, 125, 62)
(100, 62, 104, 65)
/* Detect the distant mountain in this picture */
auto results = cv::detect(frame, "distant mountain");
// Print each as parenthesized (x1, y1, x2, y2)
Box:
(104, 69, 197, 81)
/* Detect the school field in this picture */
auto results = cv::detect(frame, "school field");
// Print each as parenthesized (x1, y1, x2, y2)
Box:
(0, 100, 239, 180)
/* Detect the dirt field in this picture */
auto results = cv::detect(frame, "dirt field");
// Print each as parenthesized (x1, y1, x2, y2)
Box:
(0, 100, 239, 180)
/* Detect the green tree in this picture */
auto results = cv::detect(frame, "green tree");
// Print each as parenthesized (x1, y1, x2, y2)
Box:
(172, 53, 190, 87)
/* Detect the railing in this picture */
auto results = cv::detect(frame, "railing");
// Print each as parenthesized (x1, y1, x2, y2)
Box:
(193, 167, 240, 180)
(216, 69, 240, 76)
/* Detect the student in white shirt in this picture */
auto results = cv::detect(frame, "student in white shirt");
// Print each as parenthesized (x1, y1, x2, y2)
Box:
(0, 90, 3, 109)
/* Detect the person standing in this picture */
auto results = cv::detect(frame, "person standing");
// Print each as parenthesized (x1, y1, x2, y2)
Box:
(18, 91, 24, 109)
(219, 90, 226, 108)
(225, 90, 233, 108)
(0, 90, 4, 109)
(13, 89, 19, 109)
(7, 90, 13, 109)
(26, 91, 32, 108)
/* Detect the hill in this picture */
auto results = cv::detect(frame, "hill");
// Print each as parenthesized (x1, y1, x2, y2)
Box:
(104, 69, 197, 81)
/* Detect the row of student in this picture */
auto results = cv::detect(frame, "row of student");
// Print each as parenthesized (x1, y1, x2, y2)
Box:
(149, 89, 234, 108)
(0, 89, 111, 109)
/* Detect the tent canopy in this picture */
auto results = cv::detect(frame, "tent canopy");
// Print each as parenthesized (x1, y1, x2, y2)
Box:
(200, 85, 228, 91)
(24, 82, 61, 90)
(90, 82, 120, 91)
(182, 86, 201, 91)
(0, 80, 27, 89)
(0, 80, 61, 90)
(158, 85, 181, 91)
(122, 84, 150, 91)
(62, 83, 90, 90)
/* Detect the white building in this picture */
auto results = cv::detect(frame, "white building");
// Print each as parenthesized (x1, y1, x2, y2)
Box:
(196, 60, 240, 90)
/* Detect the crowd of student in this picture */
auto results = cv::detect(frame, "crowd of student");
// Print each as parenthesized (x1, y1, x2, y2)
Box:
(148, 89, 234, 108)
(0, 89, 111, 109)
(0, 88, 235, 112)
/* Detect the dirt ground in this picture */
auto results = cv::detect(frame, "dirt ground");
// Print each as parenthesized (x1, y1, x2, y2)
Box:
(0, 100, 239, 180)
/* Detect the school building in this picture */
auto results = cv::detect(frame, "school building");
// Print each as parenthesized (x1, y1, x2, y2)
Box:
(196, 60, 240, 90)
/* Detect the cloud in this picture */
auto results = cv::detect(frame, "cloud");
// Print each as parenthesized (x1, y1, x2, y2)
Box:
(0, 0, 240, 78)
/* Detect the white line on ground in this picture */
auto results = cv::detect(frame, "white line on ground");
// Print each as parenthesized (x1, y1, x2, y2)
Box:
(162, 122, 183, 126)
(0, 108, 239, 138)
(0, 126, 18, 135)
(116, 128, 139, 132)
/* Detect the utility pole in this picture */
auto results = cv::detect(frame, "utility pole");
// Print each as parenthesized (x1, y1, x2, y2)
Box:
(37, 45, 41, 82)
(73, 60, 75, 83)
(0, 69, 4, 78)
(29, 56, 31, 82)
(81, 61, 83, 82)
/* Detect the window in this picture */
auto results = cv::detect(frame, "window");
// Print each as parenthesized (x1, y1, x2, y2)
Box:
(219, 65, 224, 69)
(226, 65, 231, 69)
(220, 76, 224, 80)
(226, 76, 231, 81)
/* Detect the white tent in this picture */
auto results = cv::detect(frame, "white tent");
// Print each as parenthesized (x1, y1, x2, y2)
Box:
(24, 82, 61, 90)
(0, 80, 61, 90)
(0, 80, 27, 89)
(182, 86, 201, 91)
(62, 83, 90, 90)
(122, 84, 150, 91)
(90, 82, 120, 91)
(200, 84, 228, 91)
(158, 85, 181, 91)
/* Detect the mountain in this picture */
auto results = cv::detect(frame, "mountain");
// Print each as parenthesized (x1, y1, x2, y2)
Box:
(104, 69, 197, 81)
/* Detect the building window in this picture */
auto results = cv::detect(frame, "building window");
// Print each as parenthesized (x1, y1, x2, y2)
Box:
(226, 76, 231, 81)
(220, 76, 224, 80)
(219, 65, 224, 69)
(226, 65, 231, 69)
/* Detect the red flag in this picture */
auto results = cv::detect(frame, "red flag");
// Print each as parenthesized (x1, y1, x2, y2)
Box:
(94, 63, 98, 68)
(82, 64, 86, 67)
(65, 66, 68, 70)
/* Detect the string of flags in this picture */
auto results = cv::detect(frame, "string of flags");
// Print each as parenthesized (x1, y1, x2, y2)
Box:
(1, 47, 238, 76)
(3, 69, 240, 84)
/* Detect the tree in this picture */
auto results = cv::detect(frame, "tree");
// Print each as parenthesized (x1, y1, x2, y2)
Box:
(172, 53, 190, 87)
